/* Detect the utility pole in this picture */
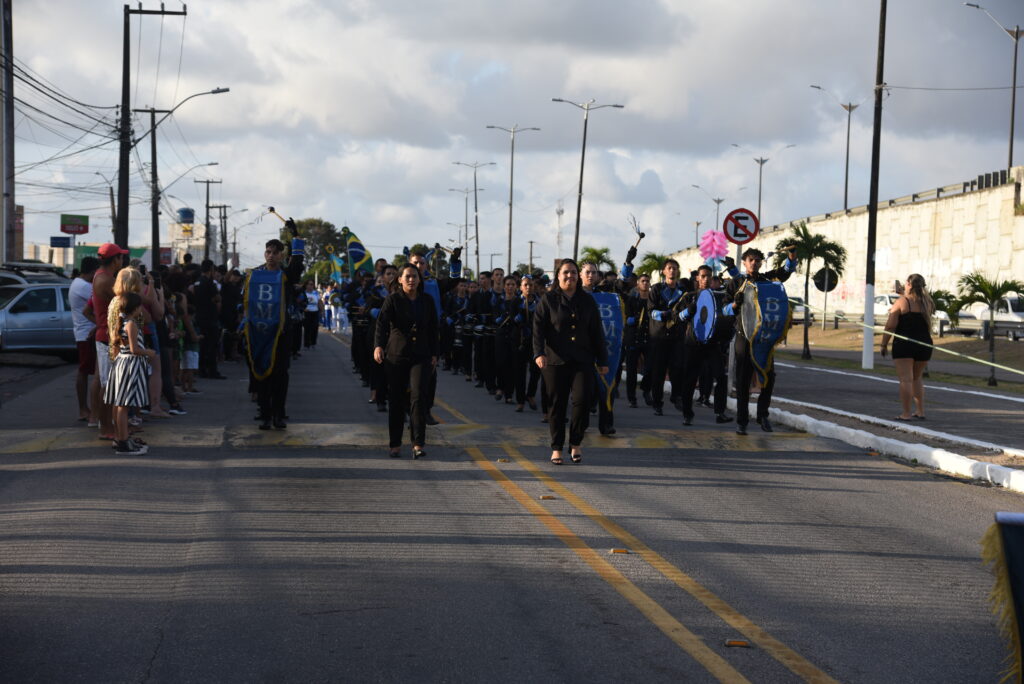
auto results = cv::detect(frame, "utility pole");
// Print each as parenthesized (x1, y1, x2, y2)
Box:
(528, 240, 535, 274)
(134, 107, 171, 272)
(1, 0, 14, 261)
(862, 0, 887, 370)
(208, 204, 230, 266)
(194, 179, 221, 261)
(116, 3, 187, 249)
(694, 220, 702, 248)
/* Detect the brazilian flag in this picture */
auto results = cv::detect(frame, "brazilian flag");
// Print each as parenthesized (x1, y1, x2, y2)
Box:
(341, 226, 373, 275)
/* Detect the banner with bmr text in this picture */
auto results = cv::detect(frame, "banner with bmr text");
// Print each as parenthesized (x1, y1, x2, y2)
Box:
(591, 291, 625, 411)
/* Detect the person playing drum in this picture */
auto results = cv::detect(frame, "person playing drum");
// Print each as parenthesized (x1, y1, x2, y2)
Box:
(676, 264, 732, 426)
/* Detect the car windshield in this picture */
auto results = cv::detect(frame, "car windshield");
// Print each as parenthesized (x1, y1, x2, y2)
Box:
(0, 286, 22, 308)
(1011, 298, 1024, 313)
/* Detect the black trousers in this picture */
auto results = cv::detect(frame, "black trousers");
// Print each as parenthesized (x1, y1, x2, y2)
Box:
(648, 337, 682, 409)
(253, 334, 292, 421)
(734, 335, 776, 427)
(495, 335, 518, 397)
(384, 357, 430, 448)
(197, 319, 220, 377)
(459, 333, 474, 376)
(680, 343, 728, 419)
(302, 311, 319, 348)
(625, 343, 648, 402)
(541, 361, 594, 450)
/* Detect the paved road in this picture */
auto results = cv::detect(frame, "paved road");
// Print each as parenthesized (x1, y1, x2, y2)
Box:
(1, 333, 1020, 682)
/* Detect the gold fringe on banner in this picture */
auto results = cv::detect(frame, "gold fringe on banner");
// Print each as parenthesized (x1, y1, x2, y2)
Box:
(982, 522, 1023, 683)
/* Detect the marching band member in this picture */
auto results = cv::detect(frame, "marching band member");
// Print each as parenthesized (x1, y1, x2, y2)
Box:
(533, 259, 608, 465)
(364, 264, 397, 411)
(647, 258, 689, 416)
(516, 275, 541, 413)
(243, 220, 305, 430)
(624, 273, 653, 408)
(373, 264, 439, 459)
(581, 262, 619, 436)
(676, 265, 732, 425)
(493, 275, 525, 404)
(409, 247, 462, 426)
(723, 247, 796, 434)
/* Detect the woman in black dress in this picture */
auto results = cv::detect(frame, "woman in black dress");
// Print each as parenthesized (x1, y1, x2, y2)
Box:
(880, 273, 934, 420)
(533, 259, 608, 465)
(373, 264, 439, 458)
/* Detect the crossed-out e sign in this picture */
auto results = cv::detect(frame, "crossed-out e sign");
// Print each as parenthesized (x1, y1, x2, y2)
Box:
(722, 208, 759, 245)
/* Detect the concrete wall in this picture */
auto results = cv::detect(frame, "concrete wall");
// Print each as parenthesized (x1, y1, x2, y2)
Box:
(669, 168, 1024, 317)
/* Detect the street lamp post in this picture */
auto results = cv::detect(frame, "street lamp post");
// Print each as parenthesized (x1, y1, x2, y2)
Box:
(488, 252, 502, 270)
(486, 124, 540, 272)
(691, 184, 725, 229)
(448, 187, 474, 259)
(132, 87, 229, 271)
(453, 161, 495, 276)
(965, 3, 1021, 171)
(552, 98, 624, 260)
(694, 220, 702, 247)
(810, 85, 861, 210)
(731, 143, 795, 225)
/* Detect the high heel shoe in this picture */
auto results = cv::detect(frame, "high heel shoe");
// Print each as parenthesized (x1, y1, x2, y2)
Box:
(413, 447, 426, 460)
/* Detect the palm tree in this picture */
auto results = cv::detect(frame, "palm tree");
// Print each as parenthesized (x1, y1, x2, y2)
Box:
(957, 272, 1024, 386)
(579, 246, 616, 273)
(930, 288, 966, 330)
(636, 252, 667, 277)
(773, 222, 847, 360)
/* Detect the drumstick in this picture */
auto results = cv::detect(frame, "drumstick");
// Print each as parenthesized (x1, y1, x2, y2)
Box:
(266, 206, 288, 224)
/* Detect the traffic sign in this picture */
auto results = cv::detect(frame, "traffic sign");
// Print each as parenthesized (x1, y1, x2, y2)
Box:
(722, 208, 759, 245)
(50, 236, 72, 248)
(60, 214, 89, 235)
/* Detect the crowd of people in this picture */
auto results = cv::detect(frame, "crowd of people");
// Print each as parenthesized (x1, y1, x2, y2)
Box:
(344, 242, 799, 463)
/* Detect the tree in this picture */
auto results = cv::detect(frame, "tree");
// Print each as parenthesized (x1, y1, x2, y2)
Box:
(957, 272, 1024, 386)
(636, 252, 667, 276)
(515, 262, 544, 278)
(279, 218, 343, 267)
(930, 289, 967, 329)
(773, 221, 847, 360)
(579, 246, 616, 273)
(392, 243, 449, 276)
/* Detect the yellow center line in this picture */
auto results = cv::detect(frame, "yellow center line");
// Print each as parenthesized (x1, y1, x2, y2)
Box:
(433, 396, 474, 426)
(466, 446, 749, 683)
(500, 442, 839, 684)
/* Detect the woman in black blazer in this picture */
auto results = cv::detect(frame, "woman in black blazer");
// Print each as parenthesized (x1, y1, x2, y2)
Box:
(373, 264, 438, 459)
(533, 259, 608, 465)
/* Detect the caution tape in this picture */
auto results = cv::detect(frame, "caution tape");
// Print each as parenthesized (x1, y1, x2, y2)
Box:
(796, 300, 1024, 378)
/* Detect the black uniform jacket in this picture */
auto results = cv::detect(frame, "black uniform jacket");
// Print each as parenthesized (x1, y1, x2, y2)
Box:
(532, 287, 608, 367)
(374, 291, 439, 363)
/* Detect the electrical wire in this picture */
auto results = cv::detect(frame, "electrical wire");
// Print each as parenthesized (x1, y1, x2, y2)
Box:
(172, 12, 187, 105)
(10, 55, 117, 110)
(886, 84, 1020, 92)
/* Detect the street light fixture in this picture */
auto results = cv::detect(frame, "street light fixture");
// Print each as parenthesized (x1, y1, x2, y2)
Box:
(731, 143, 796, 225)
(486, 124, 540, 272)
(132, 87, 229, 270)
(691, 184, 725, 229)
(964, 3, 1021, 171)
(449, 187, 483, 261)
(552, 97, 625, 260)
(453, 161, 495, 276)
(810, 85, 862, 210)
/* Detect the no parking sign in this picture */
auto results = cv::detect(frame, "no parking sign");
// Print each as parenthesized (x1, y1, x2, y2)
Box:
(722, 208, 759, 245)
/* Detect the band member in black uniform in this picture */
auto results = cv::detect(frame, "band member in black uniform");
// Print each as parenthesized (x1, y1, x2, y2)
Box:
(647, 258, 689, 415)
(345, 272, 374, 385)
(580, 262, 618, 436)
(243, 220, 305, 430)
(365, 264, 397, 411)
(724, 247, 796, 434)
(624, 272, 652, 407)
(470, 271, 496, 392)
(533, 259, 608, 465)
(677, 265, 732, 425)
(373, 264, 439, 459)
(444, 279, 471, 376)
(409, 247, 461, 425)
(493, 275, 524, 404)
(516, 275, 541, 413)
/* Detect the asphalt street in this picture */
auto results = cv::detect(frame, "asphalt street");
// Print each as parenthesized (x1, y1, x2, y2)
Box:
(1, 333, 1021, 682)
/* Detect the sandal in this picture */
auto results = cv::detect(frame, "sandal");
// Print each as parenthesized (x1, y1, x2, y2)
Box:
(550, 452, 564, 465)
(912, 414, 927, 420)
(893, 416, 913, 422)
(571, 450, 583, 464)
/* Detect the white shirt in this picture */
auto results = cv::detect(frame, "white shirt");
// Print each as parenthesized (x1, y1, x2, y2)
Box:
(68, 277, 95, 342)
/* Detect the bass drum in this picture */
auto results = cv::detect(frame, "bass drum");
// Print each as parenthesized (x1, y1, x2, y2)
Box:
(692, 289, 720, 344)
(739, 280, 791, 382)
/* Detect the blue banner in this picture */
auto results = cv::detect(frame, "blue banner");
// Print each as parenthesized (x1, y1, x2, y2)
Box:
(741, 281, 791, 384)
(591, 291, 624, 411)
(244, 268, 286, 381)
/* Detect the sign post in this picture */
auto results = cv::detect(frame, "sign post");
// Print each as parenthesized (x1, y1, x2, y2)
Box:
(722, 207, 760, 262)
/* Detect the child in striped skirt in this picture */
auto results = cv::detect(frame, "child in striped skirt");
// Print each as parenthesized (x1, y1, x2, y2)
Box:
(105, 291, 155, 455)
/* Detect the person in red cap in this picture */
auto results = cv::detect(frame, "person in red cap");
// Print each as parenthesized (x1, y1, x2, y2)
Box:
(83, 243, 128, 439)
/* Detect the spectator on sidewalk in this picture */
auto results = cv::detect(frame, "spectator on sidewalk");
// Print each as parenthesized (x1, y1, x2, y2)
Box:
(192, 259, 223, 379)
(105, 291, 155, 456)
(881, 273, 935, 421)
(70, 256, 99, 424)
(83, 243, 129, 440)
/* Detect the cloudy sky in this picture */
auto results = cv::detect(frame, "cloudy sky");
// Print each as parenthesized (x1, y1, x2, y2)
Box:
(13, 0, 1022, 270)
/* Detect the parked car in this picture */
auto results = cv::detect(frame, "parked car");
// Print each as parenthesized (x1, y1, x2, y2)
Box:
(788, 296, 814, 324)
(958, 296, 1024, 340)
(0, 283, 76, 352)
(873, 293, 899, 321)
(0, 262, 71, 287)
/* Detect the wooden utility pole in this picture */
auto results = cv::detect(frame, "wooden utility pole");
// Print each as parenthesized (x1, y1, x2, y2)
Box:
(194, 179, 221, 260)
(2, 0, 14, 261)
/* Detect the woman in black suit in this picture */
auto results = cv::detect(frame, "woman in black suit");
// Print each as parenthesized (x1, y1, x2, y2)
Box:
(373, 264, 438, 459)
(533, 259, 608, 465)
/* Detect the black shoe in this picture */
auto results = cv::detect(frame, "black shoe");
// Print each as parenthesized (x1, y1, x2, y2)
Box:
(716, 413, 734, 424)
(426, 413, 439, 426)
(527, 398, 537, 411)
(672, 398, 685, 413)
(628, 399, 638, 408)
(653, 406, 663, 416)
(413, 448, 426, 460)
(377, 404, 387, 413)
(361, 380, 370, 387)
(736, 424, 747, 435)
(389, 449, 401, 458)
(599, 426, 616, 435)
(475, 381, 484, 388)
(683, 415, 693, 426)
(757, 417, 773, 432)
(495, 393, 503, 402)
(515, 405, 524, 413)
(259, 420, 272, 430)
(642, 390, 652, 406)
(273, 419, 287, 430)
(701, 399, 714, 409)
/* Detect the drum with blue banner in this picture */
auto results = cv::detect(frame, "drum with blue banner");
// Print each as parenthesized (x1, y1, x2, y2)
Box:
(693, 288, 720, 344)
(591, 291, 625, 411)
(739, 281, 791, 384)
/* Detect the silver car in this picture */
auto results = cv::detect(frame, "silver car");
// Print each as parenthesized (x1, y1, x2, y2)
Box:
(0, 283, 76, 351)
